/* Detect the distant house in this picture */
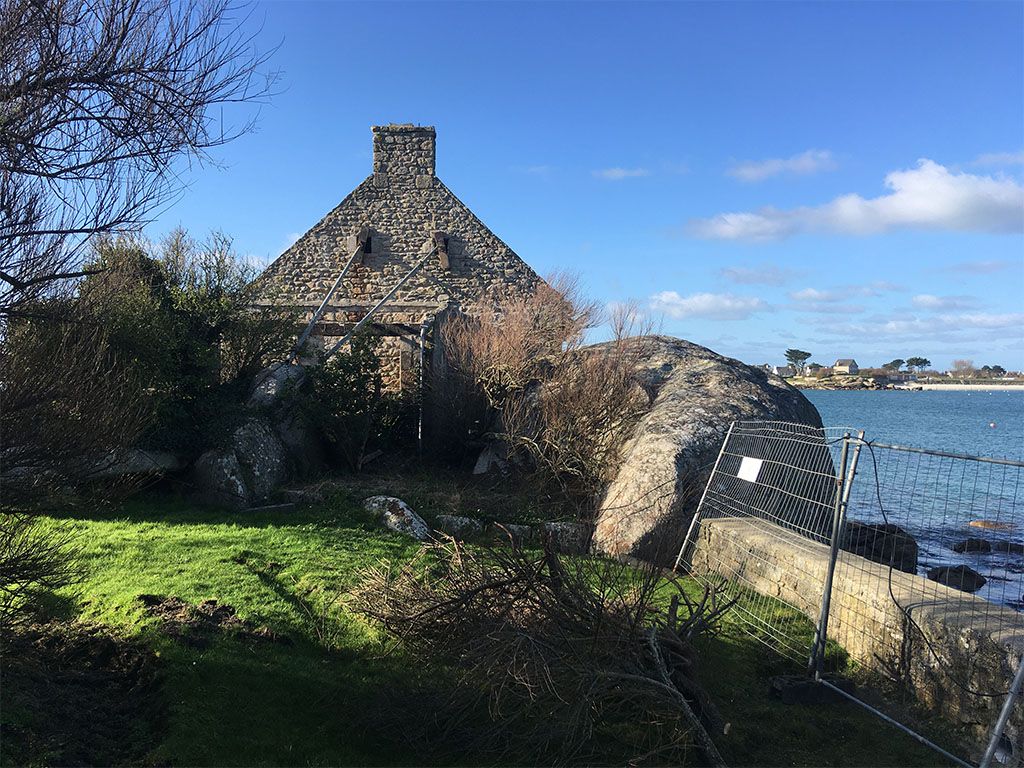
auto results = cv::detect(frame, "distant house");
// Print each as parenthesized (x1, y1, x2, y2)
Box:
(773, 365, 797, 378)
(834, 359, 859, 375)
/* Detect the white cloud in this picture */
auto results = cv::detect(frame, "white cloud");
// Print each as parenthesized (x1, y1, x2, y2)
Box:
(592, 167, 651, 181)
(946, 259, 1016, 274)
(973, 151, 1024, 167)
(818, 312, 1024, 342)
(650, 291, 770, 320)
(691, 159, 1024, 241)
(720, 265, 796, 285)
(515, 164, 553, 176)
(789, 282, 900, 304)
(911, 294, 977, 310)
(728, 149, 837, 182)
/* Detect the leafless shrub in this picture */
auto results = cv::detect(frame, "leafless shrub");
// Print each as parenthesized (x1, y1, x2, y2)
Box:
(441, 274, 654, 507)
(0, 307, 150, 505)
(350, 539, 734, 766)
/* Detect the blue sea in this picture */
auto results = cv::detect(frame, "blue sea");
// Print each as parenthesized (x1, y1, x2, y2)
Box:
(803, 389, 1024, 608)
(803, 389, 1024, 461)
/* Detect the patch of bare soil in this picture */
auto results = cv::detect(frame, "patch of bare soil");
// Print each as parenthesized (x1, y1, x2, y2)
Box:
(0, 622, 165, 767)
(137, 594, 287, 648)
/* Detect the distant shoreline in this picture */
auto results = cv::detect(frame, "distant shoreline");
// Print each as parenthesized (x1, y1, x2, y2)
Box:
(799, 383, 1024, 392)
(902, 383, 1024, 392)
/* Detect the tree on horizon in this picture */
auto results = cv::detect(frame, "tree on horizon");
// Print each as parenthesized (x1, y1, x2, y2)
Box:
(784, 348, 812, 372)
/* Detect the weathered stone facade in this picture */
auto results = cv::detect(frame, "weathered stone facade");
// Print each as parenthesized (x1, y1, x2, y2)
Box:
(257, 124, 540, 379)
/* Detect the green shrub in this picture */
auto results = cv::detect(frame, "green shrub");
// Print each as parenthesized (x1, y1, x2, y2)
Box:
(299, 334, 414, 471)
(79, 230, 299, 455)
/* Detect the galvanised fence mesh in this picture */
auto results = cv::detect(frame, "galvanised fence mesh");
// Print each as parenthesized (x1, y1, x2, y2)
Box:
(676, 421, 1024, 768)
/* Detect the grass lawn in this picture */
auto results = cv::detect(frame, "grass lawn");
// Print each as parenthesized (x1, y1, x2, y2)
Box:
(5, 488, 957, 767)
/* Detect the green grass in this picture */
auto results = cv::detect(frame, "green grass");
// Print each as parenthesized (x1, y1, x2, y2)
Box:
(12, 491, 956, 767)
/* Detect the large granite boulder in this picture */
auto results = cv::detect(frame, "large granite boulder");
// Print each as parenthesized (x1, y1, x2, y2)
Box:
(593, 336, 823, 564)
(192, 417, 287, 509)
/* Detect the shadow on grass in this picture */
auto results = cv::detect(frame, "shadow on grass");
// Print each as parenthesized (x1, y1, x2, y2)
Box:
(41, 490, 378, 531)
(140, 624, 422, 767)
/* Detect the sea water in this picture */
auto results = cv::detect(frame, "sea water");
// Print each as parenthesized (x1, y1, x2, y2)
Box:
(803, 389, 1024, 460)
(803, 389, 1024, 608)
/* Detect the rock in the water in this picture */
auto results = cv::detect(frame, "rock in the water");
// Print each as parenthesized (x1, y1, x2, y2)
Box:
(951, 537, 992, 554)
(434, 514, 485, 539)
(192, 450, 249, 509)
(969, 519, 1015, 531)
(593, 336, 823, 564)
(927, 565, 987, 593)
(992, 540, 1024, 555)
(364, 496, 431, 541)
(540, 521, 593, 554)
(843, 522, 919, 573)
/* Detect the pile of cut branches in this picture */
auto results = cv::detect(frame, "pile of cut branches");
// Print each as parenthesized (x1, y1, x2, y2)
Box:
(350, 537, 734, 766)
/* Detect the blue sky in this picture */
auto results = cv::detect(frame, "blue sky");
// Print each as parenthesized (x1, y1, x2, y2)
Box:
(152, 1, 1024, 370)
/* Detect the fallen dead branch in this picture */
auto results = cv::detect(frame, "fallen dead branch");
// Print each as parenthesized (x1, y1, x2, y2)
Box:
(349, 539, 734, 766)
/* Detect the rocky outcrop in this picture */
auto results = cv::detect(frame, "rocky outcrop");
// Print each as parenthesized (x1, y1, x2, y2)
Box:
(593, 336, 823, 564)
(540, 521, 593, 555)
(364, 496, 431, 541)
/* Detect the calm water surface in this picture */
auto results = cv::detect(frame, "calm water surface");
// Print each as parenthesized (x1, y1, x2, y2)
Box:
(803, 389, 1024, 608)
(803, 389, 1024, 460)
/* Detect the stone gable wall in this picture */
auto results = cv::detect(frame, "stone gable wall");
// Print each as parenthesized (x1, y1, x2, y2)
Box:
(255, 124, 541, 388)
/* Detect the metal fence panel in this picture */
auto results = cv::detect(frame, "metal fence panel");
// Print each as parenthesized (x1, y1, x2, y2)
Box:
(676, 421, 1024, 768)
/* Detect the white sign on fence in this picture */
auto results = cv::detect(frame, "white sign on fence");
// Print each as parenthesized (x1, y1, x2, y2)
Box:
(737, 456, 764, 483)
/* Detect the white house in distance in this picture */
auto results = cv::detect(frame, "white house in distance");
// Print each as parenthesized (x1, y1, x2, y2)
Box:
(834, 358, 859, 375)
(773, 365, 797, 378)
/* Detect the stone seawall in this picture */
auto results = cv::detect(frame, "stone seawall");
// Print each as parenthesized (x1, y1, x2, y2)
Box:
(689, 517, 1023, 756)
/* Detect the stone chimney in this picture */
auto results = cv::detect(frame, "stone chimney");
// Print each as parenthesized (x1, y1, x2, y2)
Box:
(372, 124, 436, 189)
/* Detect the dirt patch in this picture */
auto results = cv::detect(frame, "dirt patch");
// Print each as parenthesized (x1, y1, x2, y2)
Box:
(138, 594, 288, 648)
(0, 622, 165, 767)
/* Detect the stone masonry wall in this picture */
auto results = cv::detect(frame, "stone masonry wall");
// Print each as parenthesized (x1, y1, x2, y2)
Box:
(255, 124, 541, 388)
(689, 517, 1023, 759)
(257, 124, 540, 340)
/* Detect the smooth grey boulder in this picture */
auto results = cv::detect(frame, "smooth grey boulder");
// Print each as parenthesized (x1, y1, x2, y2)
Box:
(540, 521, 593, 554)
(593, 336, 823, 564)
(435, 514, 485, 539)
(364, 496, 431, 541)
(232, 418, 288, 501)
(487, 522, 533, 548)
(248, 363, 306, 408)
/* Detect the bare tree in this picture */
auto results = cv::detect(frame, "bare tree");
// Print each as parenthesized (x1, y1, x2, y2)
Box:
(0, 0, 278, 318)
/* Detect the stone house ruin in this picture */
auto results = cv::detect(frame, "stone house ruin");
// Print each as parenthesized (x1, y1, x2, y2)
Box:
(257, 124, 541, 387)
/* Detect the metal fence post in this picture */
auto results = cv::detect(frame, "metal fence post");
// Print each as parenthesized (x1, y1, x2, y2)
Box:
(674, 421, 736, 572)
(808, 431, 852, 678)
(979, 657, 1024, 768)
